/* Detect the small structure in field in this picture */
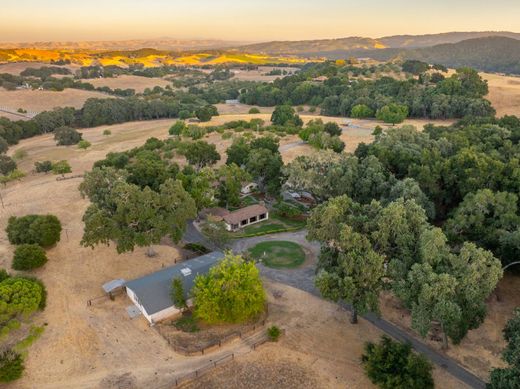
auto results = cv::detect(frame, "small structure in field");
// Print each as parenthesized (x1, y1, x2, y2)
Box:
(223, 204, 269, 232)
(125, 251, 224, 324)
(225, 99, 240, 105)
(240, 182, 258, 195)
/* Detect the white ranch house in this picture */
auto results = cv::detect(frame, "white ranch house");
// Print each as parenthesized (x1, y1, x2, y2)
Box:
(124, 252, 224, 324)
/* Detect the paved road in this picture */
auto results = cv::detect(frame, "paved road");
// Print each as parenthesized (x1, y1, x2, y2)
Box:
(182, 224, 486, 389)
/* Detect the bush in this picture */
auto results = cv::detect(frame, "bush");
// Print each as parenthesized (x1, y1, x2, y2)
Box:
(362, 336, 433, 389)
(54, 126, 82, 146)
(0, 155, 16, 175)
(267, 325, 281, 341)
(169, 120, 187, 136)
(12, 244, 48, 271)
(0, 349, 24, 383)
(0, 136, 8, 154)
(174, 314, 199, 333)
(102, 129, 112, 136)
(170, 277, 187, 311)
(351, 104, 374, 118)
(248, 107, 260, 114)
(6, 214, 62, 247)
(77, 140, 91, 149)
(183, 242, 210, 254)
(52, 160, 71, 175)
(193, 253, 266, 324)
(34, 160, 53, 173)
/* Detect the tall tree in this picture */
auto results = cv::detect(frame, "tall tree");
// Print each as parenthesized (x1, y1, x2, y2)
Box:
(81, 179, 196, 253)
(316, 225, 385, 324)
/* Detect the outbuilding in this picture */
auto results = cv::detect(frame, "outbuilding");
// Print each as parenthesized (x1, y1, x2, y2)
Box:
(222, 204, 269, 231)
(125, 251, 224, 324)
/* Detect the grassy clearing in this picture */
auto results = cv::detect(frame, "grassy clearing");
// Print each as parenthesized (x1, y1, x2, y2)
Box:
(248, 241, 306, 269)
(230, 212, 306, 239)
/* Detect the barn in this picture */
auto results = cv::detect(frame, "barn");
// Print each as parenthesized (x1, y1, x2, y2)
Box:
(125, 251, 224, 324)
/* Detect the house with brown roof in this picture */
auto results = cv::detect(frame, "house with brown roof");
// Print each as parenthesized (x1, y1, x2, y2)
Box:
(222, 204, 269, 232)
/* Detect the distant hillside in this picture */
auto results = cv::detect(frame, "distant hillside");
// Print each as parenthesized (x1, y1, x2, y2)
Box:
(402, 36, 520, 74)
(0, 38, 242, 51)
(238, 37, 386, 56)
(236, 31, 520, 57)
(379, 31, 520, 48)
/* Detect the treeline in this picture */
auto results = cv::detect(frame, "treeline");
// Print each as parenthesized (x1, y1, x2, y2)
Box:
(0, 97, 218, 147)
(240, 61, 495, 119)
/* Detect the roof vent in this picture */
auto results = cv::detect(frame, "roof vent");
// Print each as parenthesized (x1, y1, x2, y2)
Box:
(180, 268, 192, 277)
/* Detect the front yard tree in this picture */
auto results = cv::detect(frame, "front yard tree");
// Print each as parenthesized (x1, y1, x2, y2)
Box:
(34, 160, 53, 174)
(316, 225, 385, 324)
(193, 253, 266, 324)
(54, 126, 82, 146)
(0, 137, 8, 154)
(81, 179, 196, 254)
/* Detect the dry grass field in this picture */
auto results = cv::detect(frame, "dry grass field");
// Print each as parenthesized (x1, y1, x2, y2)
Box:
(230, 66, 300, 82)
(0, 89, 111, 115)
(0, 61, 80, 75)
(482, 72, 520, 117)
(84, 74, 172, 93)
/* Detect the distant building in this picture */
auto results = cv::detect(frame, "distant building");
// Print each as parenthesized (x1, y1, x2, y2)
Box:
(222, 204, 269, 232)
(125, 252, 225, 324)
(312, 76, 328, 83)
(225, 99, 240, 105)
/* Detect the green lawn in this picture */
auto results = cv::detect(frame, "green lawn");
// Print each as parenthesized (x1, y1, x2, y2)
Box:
(248, 241, 306, 269)
(230, 212, 306, 238)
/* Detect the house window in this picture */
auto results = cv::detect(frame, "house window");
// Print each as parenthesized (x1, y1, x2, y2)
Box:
(259, 213, 266, 220)
(241, 219, 248, 226)
(249, 216, 257, 223)
(232, 224, 238, 230)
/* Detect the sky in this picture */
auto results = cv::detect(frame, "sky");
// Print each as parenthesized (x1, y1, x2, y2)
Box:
(2, 0, 520, 42)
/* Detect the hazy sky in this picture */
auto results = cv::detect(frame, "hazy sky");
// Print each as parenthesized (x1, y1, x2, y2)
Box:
(2, 0, 520, 42)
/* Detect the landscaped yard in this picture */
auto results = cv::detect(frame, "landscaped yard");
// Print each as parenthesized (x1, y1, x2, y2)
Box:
(231, 212, 306, 238)
(248, 241, 306, 269)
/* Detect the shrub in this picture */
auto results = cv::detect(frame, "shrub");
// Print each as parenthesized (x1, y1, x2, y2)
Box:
(0, 169, 25, 186)
(170, 277, 187, 311)
(52, 160, 71, 176)
(351, 104, 374, 118)
(169, 120, 187, 136)
(0, 349, 24, 383)
(174, 314, 199, 333)
(77, 140, 91, 149)
(34, 160, 53, 173)
(102, 129, 112, 136)
(6, 214, 62, 247)
(362, 336, 433, 389)
(183, 242, 210, 254)
(193, 253, 266, 324)
(248, 107, 260, 114)
(267, 325, 281, 341)
(54, 126, 82, 146)
(309, 106, 317, 113)
(0, 155, 16, 175)
(12, 244, 48, 271)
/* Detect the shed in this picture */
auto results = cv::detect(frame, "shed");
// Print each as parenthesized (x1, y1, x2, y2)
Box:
(125, 252, 225, 324)
(222, 204, 269, 231)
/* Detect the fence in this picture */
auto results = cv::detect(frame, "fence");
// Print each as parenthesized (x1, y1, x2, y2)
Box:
(56, 174, 84, 181)
(161, 319, 267, 356)
(156, 353, 235, 389)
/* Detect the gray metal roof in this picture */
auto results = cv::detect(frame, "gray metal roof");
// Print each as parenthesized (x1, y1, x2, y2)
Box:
(124, 251, 225, 316)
